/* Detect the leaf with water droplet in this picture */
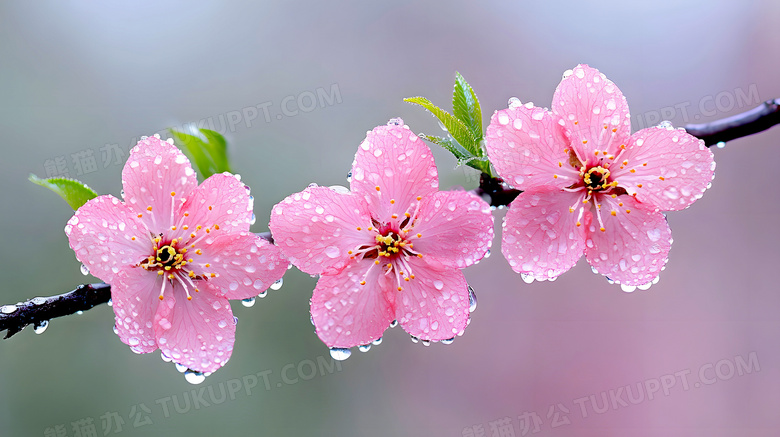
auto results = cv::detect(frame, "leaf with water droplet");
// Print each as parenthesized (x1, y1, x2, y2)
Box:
(452, 72, 483, 141)
(29, 174, 97, 210)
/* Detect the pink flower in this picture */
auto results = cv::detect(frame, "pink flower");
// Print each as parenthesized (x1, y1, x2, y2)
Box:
(65, 135, 288, 373)
(269, 119, 493, 349)
(485, 65, 715, 287)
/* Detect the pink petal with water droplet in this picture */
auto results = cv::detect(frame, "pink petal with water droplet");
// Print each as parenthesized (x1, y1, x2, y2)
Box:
(175, 173, 252, 240)
(121, 136, 198, 233)
(502, 188, 587, 280)
(155, 286, 236, 373)
(612, 127, 715, 211)
(349, 123, 438, 222)
(65, 195, 150, 284)
(585, 195, 672, 286)
(112, 267, 165, 354)
(485, 105, 577, 190)
(551, 64, 631, 162)
(195, 232, 288, 300)
(396, 257, 469, 341)
(411, 190, 494, 268)
(270, 186, 373, 275)
(311, 261, 395, 348)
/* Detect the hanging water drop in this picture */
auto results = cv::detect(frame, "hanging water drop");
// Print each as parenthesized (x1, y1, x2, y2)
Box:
(161, 352, 173, 363)
(112, 324, 119, 335)
(329, 347, 352, 361)
(468, 286, 477, 313)
(233, 316, 239, 325)
(346, 172, 353, 183)
(33, 320, 49, 334)
(184, 369, 206, 385)
(441, 337, 455, 345)
(389, 320, 398, 328)
(358, 344, 371, 353)
(520, 273, 535, 284)
(106, 299, 113, 307)
(80, 264, 90, 276)
(372, 337, 383, 346)
(257, 290, 268, 298)
(241, 297, 256, 308)
(410, 335, 419, 344)
(716, 141, 726, 149)
(483, 249, 491, 259)
(249, 213, 257, 225)
(421, 339, 431, 347)
(76, 311, 83, 315)
(620, 284, 637, 293)
(175, 363, 188, 373)
(270, 278, 284, 291)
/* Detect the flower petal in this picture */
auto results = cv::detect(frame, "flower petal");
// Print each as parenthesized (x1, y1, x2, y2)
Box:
(586, 195, 672, 286)
(194, 232, 288, 300)
(156, 287, 235, 373)
(349, 121, 438, 221)
(65, 195, 150, 284)
(121, 136, 198, 234)
(485, 105, 578, 190)
(611, 127, 715, 211)
(396, 257, 470, 341)
(501, 188, 587, 281)
(311, 261, 395, 348)
(410, 190, 494, 268)
(551, 64, 631, 162)
(174, 173, 253, 241)
(270, 186, 373, 275)
(111, 267, 164, 354)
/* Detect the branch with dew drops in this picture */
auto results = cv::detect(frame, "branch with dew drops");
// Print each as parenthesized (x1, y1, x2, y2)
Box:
(3, 98, 780, 341)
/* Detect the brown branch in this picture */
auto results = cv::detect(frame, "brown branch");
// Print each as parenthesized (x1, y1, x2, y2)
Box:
(0, 232, 273, 339)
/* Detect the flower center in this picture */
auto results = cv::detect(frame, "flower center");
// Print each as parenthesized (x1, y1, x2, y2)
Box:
(582, 166, 615, 192)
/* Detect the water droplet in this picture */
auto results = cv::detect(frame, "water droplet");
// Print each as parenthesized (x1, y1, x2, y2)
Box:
(658, 120, 674, 130)
(433, 280, 444, 290)
(441, 337, 455, 345)
(270, 278, 284, 290)
(241, 297, 256, 308)
(161, 352, 172, 363)
(390, 320, 398, 328)
(257, 290, 268, 298)
(483, 249, 491, 259)
(80, 264, 90, 276)
(372, 337, 383, 346)
(324, 246, 340, 258)
(249, 213, 256, 225)
(468, 286, 477, 313)
(620, 284, 637, 293)
(107, 299, 113, 307)
(507, 97, 522, 108)
(562, 69, 574, 79)
(308, 183, 319, 188)
(31, 297, 46, 306)
(175, 363, 188, 373)
(716, 141, 726, 149)
(1, 305, 18, 314)
(346, 172, 353, 183)
(358, 344, 371, 352)
(410, 335, 419, 344)
(33, 320, 49, 334)
(421, 339, 431, 347)
(184, 369, 206, 384)
(387, 117, 403, 126)
(521, 273, 535, 284)
(329, 347, 352, 361)
(112, 324, 119, 335)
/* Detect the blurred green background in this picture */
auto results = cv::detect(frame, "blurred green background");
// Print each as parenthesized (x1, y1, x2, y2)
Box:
(1, 1, 779, 436)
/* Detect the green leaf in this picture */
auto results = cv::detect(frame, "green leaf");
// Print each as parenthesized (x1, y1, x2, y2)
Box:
(452, 72, 483, 141)
(421, 135, 471, 161)
(29, 174, 98, 210)
(169, 128, 232, 179)
(403, 96, 478, 156)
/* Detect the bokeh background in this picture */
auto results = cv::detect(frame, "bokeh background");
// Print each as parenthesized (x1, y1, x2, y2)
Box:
(1, 1, 779, 436)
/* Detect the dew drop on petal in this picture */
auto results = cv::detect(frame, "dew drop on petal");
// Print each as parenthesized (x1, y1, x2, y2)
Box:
(184, 369, 206, 385)
(329, 347, 352, 361)
(467, 286, 477, 313)
(358, 344, 371, 353)
(241, 297, 256, 308)
(270, 278, 284, 290)
(80, 264, 90, 276)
